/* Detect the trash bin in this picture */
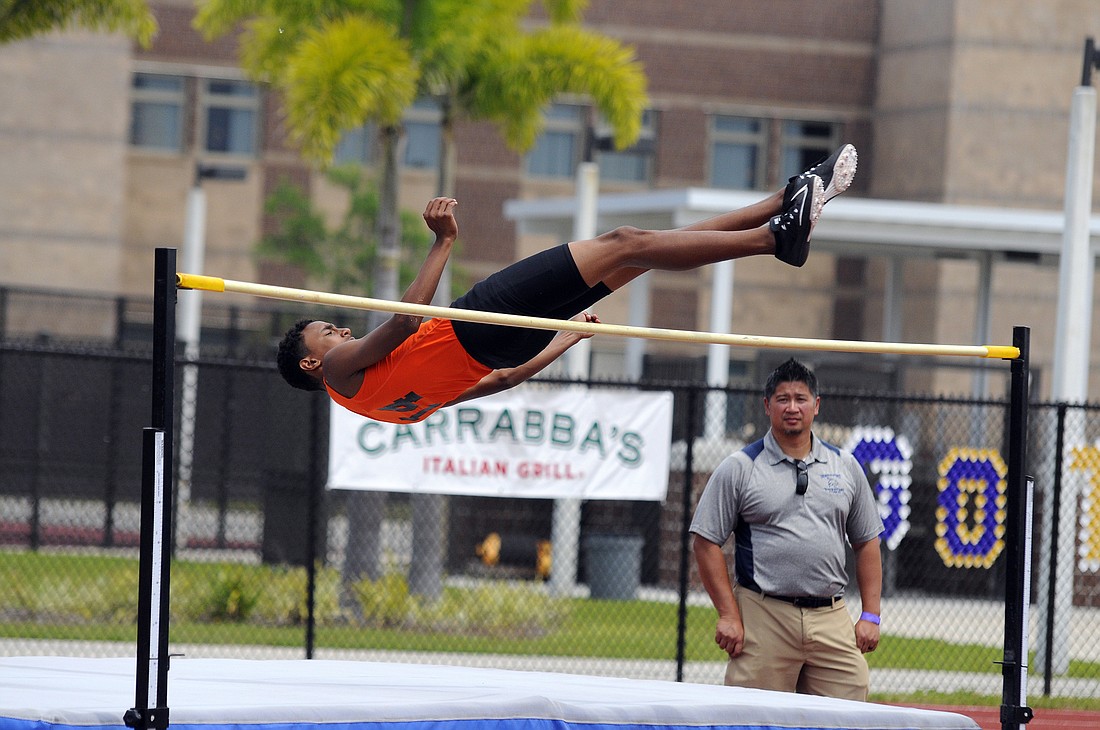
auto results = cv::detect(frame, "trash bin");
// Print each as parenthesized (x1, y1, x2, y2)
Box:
(583, 534, 643, 600)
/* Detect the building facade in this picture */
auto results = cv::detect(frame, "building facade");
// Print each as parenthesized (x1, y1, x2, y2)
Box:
(1, 0, 1099, 398)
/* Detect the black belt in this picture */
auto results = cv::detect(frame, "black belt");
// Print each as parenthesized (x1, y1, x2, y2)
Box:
(740, 582, 840, 609)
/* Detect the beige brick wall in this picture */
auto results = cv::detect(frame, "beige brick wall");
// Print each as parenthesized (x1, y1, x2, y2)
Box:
(874, 0, 1100, 396)
(0, 31, 130, 293)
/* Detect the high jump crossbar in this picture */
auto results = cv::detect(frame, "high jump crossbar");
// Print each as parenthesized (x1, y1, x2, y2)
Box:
(176, 273, 1021, 361)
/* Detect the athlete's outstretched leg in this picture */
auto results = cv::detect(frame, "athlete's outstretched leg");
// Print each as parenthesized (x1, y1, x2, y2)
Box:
(572, 175, 823, 289)
(677, 189, 783, 233)
(580, 142, 853, 288)
(598, 190, 783, 290)
(595, 143, 858, 289)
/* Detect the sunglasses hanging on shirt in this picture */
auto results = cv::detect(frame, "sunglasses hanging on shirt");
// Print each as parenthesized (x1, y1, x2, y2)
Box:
(795, 460, 808, 496)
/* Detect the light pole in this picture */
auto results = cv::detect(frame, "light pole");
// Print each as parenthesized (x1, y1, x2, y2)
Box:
(176, 163, 246, 552)
(549, 128, 602, 597)
(1034, 36, 1100, 695)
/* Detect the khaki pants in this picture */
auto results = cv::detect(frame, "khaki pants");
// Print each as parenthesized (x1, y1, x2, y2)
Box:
(725, 584, 869, 701)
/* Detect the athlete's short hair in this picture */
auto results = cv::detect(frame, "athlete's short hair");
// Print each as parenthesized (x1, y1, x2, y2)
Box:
(276, 319, 325, 392)
(763, 358, 818, 399)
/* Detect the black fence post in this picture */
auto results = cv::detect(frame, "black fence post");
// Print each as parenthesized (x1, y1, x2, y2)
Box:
(305, 391, 323, 659)
(28, 354, 45, 551)
(216, 368, 235, 550)
(675, 386, 700, 682)
(1043, 403, 1067, 696)
(114, 296, 127, 349)
(103, 357, 122, 548)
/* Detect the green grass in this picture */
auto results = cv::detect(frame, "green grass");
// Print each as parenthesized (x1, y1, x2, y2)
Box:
(2, 548, 1100, 686)
(867, 635, 1002, 674)
(304, 598, 725, 660)
(0, 549, 723, 659)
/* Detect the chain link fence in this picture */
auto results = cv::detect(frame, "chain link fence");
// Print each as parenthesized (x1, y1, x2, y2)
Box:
(0, 290, 1098, 702)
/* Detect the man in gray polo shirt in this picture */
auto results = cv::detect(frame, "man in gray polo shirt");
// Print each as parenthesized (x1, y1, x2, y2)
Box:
(690, 358, 883, 701)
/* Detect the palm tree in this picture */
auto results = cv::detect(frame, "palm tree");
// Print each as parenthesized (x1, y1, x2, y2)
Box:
(195, 1, 420, 597)
(195, 0, 648, 599)
(398, 0, 648, 600)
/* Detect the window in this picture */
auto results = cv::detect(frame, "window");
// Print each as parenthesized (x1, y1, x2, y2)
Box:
(334, 123, 377, 165)
(202, 79, 259, 155)
(710, 116, 765, 189)
(525, 104, 586, 178)
(129, 73, 184, 151)
(403, 98, 441, 170)
(335, 99, 440, 169)
(779, 120, 838, 182)
(710, 116, 842, 190)
(596, 109, 656, 184)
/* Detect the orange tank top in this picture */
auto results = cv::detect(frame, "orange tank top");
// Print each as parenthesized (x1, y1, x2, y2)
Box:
(325, 318, 492, 424)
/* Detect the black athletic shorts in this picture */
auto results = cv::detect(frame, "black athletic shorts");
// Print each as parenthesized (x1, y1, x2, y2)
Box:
(451, 243, 611, 369)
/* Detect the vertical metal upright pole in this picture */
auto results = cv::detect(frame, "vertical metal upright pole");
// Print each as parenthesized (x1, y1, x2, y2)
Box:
(624, 274, 650, 381)
(549, 160, 599, 596)
(176, 182, 206, 551)
(126, 248, 176, 730)
(152, 247, 177, 518)
(1000, 326, 1033, 730)
(675, 386, 699, 682)
(1039, 36, 1099, 679)
(305, 392, 323, 660)
(704, 262, 733, 440)
(1043, 404, 1067, 695)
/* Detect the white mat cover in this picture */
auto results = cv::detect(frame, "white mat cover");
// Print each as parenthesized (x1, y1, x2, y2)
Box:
(0, 656, 979, 730)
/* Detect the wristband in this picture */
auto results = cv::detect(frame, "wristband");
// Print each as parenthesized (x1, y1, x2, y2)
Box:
(859, 611, 880, 625)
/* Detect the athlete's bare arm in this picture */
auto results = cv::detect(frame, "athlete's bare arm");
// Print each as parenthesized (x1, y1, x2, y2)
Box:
(321, 198, 459, 395)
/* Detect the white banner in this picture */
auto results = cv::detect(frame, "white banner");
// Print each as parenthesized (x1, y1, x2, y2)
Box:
(327, 386, 673, 501)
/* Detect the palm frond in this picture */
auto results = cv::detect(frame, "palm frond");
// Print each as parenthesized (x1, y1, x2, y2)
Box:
(0, 0, 157, 46)
(407, 0, 525, 94)
(538, 0, 587, 25)
(281, 15, 418, 162)
(192, 0, 268, 40)
(464, 25, 647, 152)
(235, 17, 295, 81)
(195, 0, 400, 41)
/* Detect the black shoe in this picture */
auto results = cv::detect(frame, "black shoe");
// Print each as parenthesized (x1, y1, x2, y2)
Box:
(784, 143, 857, 208)
(771, 174, 823, 267)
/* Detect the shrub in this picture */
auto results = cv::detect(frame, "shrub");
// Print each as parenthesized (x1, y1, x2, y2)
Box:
(252, 565, 344, 626)
(351, 572, 571, 637)
(351, 572, 415, 628)
(429, 582, 572, 637)
(202, 567, 263, 623)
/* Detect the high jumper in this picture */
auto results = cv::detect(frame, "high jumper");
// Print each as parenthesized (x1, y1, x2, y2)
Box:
(275, 145, 859, 424)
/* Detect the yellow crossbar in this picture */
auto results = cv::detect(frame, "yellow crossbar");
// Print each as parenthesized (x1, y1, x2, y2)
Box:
(176, 273, 1021, 360)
